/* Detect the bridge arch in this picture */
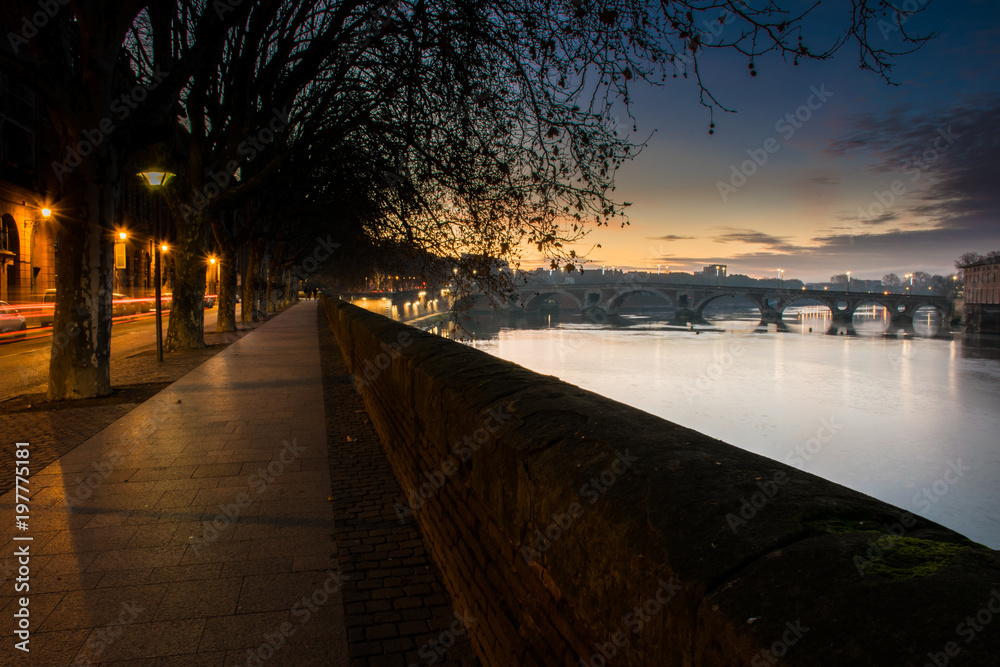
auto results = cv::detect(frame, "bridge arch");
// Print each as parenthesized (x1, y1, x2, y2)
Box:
(780, 297, 834, 320)
(903, 301, 947, 319)
(604, 287, 674, 313)
(521, 289, 583, 312)
(850, 299, 895, 333)
(692, 290, 768, 321)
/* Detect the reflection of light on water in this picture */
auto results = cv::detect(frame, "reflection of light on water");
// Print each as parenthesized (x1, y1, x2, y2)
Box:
(913, 306, 942, 337)
(854, 304, 889, 321)
(784, 305, 831, 334)
(853, 303, 890, 335)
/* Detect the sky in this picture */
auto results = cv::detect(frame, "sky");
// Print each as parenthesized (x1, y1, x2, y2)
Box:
(536, 0, 1000, 283)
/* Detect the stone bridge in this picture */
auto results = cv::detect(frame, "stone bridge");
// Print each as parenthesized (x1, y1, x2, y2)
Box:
(509, 282, 953, 323)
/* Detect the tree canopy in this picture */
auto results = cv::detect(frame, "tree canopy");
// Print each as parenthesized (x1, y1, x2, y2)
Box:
(0, 0, 937, 398)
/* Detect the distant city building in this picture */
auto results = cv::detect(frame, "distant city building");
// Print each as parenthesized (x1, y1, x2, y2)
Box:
(702, 264, 727, 279)
(962, 257, 1000, 304)
(859, 279, 883, 292)
(961, 257, 1000, 332)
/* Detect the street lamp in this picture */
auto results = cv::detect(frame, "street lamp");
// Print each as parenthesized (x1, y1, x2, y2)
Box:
(905, 273, 912, 295)
(41, 207, 52, 219)
(208, 257, 219, 296)
(777, 267, 783, 288)
(138, 169, 175, 362)
(846, 270, 851, 294)
(115, 231, 128, 294)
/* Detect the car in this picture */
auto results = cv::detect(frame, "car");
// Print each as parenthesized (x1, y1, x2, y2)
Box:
(40, 288, 56, 326)
(112, 293, 138, 317)
(42, 290, 139, 324)
(0, 301, 27, 338)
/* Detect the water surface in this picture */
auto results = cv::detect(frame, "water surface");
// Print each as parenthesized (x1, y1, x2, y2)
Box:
(445, 312, 1000, 548)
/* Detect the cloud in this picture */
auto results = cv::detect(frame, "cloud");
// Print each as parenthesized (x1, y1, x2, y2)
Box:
(648, 234, 694, 241)
(861, 211, 900, 226)
(711, 228, 808, 253)
(826, 94, 1000, 234)
(807, 175, 839, 186)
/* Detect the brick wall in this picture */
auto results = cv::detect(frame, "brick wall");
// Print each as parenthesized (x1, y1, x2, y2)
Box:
(323, 297, 1000, 666)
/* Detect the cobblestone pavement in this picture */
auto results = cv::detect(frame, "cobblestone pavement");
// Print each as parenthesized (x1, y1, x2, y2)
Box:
(0, 302, 348, 665)
(317, 308, 479, 667)
(0, 302, 478, 666)
(0, 315, 273, 497)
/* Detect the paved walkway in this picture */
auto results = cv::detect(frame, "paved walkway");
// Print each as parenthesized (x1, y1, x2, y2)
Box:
(0, 302, 349, 665)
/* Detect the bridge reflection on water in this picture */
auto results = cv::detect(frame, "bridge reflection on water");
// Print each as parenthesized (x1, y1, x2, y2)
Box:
(429, 301, 955, 341)
(433, 305, 1000, 548)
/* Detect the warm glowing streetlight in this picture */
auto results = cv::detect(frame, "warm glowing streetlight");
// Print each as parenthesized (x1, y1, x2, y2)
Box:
(41, 207, 51, 219)
(118, 231, 127, 241)
(137, 171, 175, 187)
(846, 270, 851, 294)
(777, 267, 784, 288)
(138, 169, 175, 362)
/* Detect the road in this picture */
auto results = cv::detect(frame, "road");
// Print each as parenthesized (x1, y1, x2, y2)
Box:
(0, 308, 235, 402)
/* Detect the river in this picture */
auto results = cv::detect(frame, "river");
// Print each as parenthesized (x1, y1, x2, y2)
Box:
(435, 308, 1000, 549)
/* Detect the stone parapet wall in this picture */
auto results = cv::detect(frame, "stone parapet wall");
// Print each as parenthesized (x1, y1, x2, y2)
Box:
(322, 297, 1000, 666)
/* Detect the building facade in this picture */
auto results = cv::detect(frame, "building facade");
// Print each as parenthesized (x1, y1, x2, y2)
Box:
(961, 257, 1000, 333)
(1, 65, 173, 306)
(0, 66, 57, 304)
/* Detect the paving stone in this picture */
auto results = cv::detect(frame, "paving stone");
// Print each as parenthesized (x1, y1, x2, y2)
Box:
(0, 302, 475, 667)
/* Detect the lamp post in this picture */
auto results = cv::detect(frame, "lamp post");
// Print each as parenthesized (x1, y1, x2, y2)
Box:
(905, 273, 912, 295)
(116, 231, 128, 294)
(777, 267, 783, 288)
(138, 170, 175, 362)
(209, 257, 218, 296)
(846, 270, 851, 294)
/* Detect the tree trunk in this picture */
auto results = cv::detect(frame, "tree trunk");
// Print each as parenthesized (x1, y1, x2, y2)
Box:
(164, 212, 206, 350)
(283, 269, 294, 306)
(242, 239, 262, 323)
(47, 174, 116, 400)
(216, 246, 238, 332)
(266, 256, 277, 312)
